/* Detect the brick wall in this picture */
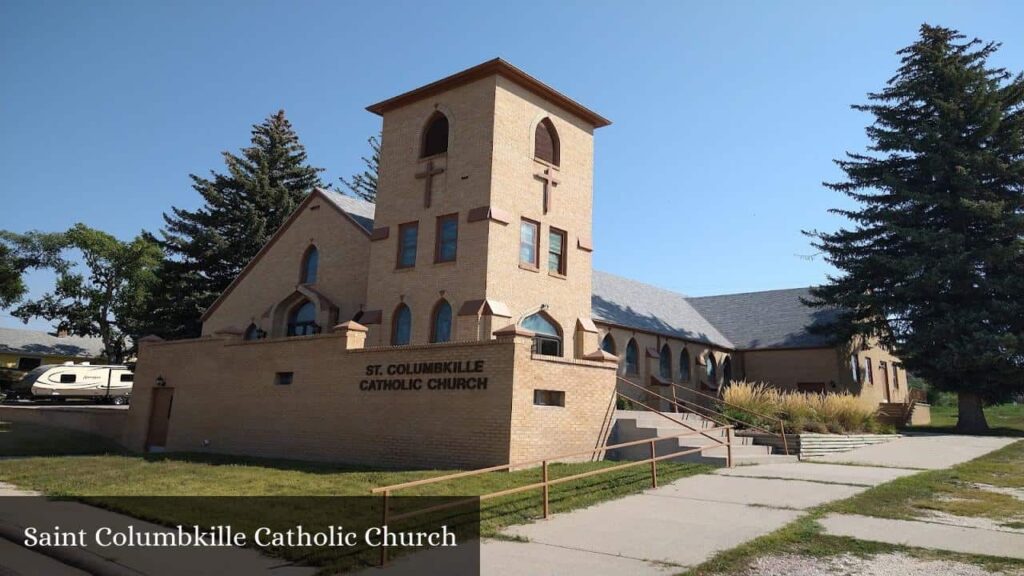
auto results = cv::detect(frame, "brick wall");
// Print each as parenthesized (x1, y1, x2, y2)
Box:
(123, 331, 617, 470)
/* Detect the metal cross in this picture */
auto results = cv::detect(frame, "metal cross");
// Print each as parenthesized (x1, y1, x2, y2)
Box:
(415, 161, 445, 208)
(533, 168, 560, 214)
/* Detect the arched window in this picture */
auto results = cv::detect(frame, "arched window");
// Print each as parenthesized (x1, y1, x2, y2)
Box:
(850, 354, 860, 383)
(625, 338, 639, 375)
(534, 118, 560, 166)
(287, 301, 318, 336)
(705, 354, 718, 387)
(679, 349, 691, 382)
(659, 344, 672, 379)
(392, 304, 412, 346)
(244, 323, 263, 341)
(522, 312, 562, 357)
(601, 334, 617, 355)
(300, 246, 318, 284)
(722, 356, 733, 387)
(431, 300, 453, 343)
(421, 112, 449, 157)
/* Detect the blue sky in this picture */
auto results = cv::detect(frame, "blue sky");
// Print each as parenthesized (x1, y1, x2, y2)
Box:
(1, 0, 1022, 331)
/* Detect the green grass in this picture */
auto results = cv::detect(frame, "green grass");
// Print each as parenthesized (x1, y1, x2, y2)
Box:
(906, 403, 1024, 437)
(682, 439, 1024, 576)
(827, 440, 1024, 525)
(0, 421, 712, 573)
(680, 513, 1024, 576)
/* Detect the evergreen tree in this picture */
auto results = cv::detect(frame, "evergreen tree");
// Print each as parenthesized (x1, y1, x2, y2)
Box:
(145, 110, 325, 339)
(806, 25, 1024, 433)
(339, 134, 380, 202)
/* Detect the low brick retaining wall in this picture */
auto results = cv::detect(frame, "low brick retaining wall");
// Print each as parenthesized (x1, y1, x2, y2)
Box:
(0, 405, 127, 442)
(738, 431, 900, 459)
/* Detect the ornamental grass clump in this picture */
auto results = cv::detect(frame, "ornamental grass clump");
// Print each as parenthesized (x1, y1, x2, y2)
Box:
(721, 380, 882, 434)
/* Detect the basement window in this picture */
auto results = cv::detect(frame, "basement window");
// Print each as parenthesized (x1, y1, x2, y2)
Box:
(533, 389, 565, 407)
(274, 372, 294, 386)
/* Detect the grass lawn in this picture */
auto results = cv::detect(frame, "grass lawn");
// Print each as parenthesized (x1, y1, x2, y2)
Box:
(827, 440, 1024, 528)
(683, 439, 1024, 576)
(0, 421, 712, 573)
(910, 403, 1024, 436)
(0, 420, 127, 456)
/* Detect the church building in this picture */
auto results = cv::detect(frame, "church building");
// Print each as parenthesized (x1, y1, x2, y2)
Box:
(123, 59, 907, 468)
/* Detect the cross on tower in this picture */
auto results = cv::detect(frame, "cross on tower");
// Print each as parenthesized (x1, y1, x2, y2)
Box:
(415, 161, 445, 208)
(533, 168, 560, 214)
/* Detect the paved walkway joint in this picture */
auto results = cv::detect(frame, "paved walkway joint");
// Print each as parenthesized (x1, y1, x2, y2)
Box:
(820, 513, 1024, 560)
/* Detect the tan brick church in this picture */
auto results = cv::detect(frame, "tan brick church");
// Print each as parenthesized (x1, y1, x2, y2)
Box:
(124, 59, 907, 468)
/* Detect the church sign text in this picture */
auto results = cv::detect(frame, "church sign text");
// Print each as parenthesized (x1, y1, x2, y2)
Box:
(360, 361, 488, 391)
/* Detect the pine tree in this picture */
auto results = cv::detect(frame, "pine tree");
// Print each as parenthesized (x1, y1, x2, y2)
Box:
(806, 25, 1024, 433)
(145, 110, 325, 339)
(339, 134, 380, 202)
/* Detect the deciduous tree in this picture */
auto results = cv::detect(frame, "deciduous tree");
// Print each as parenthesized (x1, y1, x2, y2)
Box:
(10, 225, 162, 364)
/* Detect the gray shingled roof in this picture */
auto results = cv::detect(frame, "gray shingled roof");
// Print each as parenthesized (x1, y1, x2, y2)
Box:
(0, 327, 105, 358)
(319, 188, 375, 232)
(591, 272, 838, 350)
(591, 271, 734, 347)
(686, 288, 839, 349)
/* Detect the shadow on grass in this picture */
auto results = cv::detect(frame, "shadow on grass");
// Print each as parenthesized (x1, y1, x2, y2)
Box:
(901, 426, 1024, 438)
(139, 451, 412, 475)
(0, 421, 127, 457)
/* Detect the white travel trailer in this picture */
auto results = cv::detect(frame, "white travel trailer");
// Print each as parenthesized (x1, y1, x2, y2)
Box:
(10, 362, 133, 404)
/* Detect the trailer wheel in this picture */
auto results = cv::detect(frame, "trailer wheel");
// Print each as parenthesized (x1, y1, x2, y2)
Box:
(112, 396, 128, 406)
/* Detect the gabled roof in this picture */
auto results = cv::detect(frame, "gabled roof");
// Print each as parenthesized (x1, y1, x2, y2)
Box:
(591, 272, 838, 351)
(200, 188, 374, 322)
(0, 327, 105, 358)
(319, 188, 375, 233)
(591, 271, 734, 348)
(686, 288, 839, 350)
(366, 58, 612, 129)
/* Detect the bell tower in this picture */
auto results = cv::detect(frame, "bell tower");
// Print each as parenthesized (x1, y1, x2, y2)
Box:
(362, 59, 610, 357)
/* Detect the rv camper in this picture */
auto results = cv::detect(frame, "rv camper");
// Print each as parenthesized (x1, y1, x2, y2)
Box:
(8, 362, 133, 404)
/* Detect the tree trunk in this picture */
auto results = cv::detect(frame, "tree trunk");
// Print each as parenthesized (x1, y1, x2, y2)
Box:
(956, 391, 990, 434)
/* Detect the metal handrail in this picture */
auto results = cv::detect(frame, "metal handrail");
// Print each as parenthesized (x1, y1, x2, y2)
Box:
(667, 380, 789, 454)
(613, 382, 731, 446)
(618, 376, 789, 456)
(677, 381, 787, 424)
(370, 393, 735, 566)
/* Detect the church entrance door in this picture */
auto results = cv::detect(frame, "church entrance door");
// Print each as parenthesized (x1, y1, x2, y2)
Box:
(145, 387, 174, 452)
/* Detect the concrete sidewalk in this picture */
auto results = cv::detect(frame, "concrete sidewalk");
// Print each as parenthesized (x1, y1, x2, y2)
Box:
(480, 435, 1019, 575)
(820, 513, 1024, 560)
(488, 464, 890, 575)
(808, 434, 1017, 469)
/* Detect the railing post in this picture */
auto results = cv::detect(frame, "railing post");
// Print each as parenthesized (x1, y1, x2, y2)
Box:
(780, 421, 790, 456)
(380, 490, 389, 566)
(726, 427, 734, 468)
(542, 460, 550, 519)
(649, 439, 658, 488)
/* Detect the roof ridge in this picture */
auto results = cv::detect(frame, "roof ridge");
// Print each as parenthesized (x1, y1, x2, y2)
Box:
(591, 270, 733, 348)
(593, 269, 689, 298)
(685, 286, 815, 300)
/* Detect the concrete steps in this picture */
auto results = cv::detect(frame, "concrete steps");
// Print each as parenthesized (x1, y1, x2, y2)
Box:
(608, 410, 798, 466)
